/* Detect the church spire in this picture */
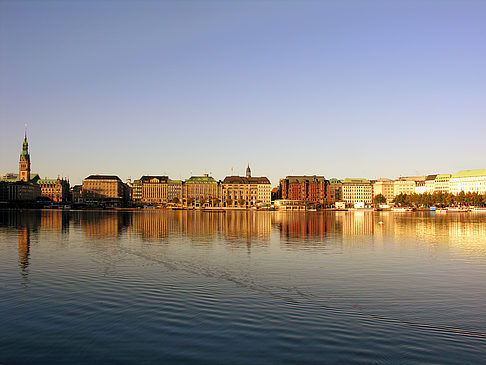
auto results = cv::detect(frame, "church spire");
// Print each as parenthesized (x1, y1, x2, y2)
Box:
(19, 125, 31, 182)
(246, 163, 251, 178)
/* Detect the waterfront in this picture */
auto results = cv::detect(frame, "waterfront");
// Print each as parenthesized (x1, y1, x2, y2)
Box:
(1, 210, 486, 364)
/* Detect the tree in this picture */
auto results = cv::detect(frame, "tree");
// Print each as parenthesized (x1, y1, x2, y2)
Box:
(172, 197, 180, 204)
(186, 197, 193, 206)
(237, 198, 246, 207)
(373, 194, 387, 206)
(212, 198, 220, 207)
(225, 198, 233, 207)
(199, 197, 206, 207)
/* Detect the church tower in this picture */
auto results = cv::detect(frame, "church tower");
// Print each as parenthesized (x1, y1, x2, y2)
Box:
(246, 163, 251, 178)
(19, 126, 31, 182)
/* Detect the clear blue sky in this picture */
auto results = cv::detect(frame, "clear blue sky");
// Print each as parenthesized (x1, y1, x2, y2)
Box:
(1, 0, 485, 185)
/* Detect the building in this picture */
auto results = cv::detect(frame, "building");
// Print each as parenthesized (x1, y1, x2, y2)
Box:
(327, 178, 342, 204)
(82, 175, 127, 206)
(279, 176, 328, 205)
(394, 176, 425, 196)
(132, 176, 168, 205)
(182, 174, 221, 207)
(341, 178, 372, 206)
(422, 174, 437, 194)
(221, 174, 271, 208)
(167, 180, 183, 203)
(6, 181, 41, 201)
(372, 178, 394, 202)
(449, 169, 486, 195)
(434, 174, 451, 193)
(19, 128, 31, 182)
(38, 177, 70, 202)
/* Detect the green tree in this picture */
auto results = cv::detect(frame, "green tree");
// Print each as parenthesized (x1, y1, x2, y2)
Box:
(373, 194, 387, 206)
(172, 197, 180, 204)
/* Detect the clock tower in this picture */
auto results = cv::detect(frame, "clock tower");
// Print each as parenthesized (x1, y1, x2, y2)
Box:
(19, 126, 31, 182)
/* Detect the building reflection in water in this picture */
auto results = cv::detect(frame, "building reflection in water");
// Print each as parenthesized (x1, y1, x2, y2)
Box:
(18, 227, 30, 285)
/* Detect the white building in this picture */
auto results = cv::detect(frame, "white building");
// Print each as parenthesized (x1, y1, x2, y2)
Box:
(372, 179, 395, 202)
(341, 178, 373, 206)
(449, 169, 486, 195)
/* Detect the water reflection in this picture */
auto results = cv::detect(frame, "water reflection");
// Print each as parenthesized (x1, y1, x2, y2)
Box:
(1, 209, 486, 266)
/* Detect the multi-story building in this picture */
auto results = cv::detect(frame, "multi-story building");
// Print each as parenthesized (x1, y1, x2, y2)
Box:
(279, 176, 328, 205)
(372, 178, 394, 202)
(394, 176, 425, 196)
(167, 180, 183, 203)
(6, 181, 41, 201)
(423, 174, 437, 194)
(341, 178, 372, 206)
(38, 178, 70, 202)
(434, 174, 451, 193)
(182, 174, 221, 207)
(82, 175, 127, 206)
(221, 175, 271, 207)
(327, 178, 342, 204)
(132, 176, 168, 205)
(449, 169, 486, 195)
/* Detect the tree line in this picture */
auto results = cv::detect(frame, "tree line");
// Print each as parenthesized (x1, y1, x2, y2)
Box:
(391, 191, 486, 207)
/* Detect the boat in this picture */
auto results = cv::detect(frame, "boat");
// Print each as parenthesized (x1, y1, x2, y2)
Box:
(391, 207, 412, 212)
(471, 207, 486, 213)
(447, 207, 469, 213)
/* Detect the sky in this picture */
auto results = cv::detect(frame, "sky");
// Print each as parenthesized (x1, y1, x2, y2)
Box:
(1, 0, 485, 186)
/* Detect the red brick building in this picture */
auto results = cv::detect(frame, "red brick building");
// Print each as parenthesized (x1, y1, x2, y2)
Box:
(279, 176, 328, 204)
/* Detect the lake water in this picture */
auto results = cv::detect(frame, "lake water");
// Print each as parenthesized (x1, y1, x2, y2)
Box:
(1, 209, 486, 364)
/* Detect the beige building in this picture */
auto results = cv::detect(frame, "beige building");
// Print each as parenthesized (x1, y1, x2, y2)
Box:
(38, 178, 70, 202)
(341, 178, 373, 206)
(394, 176, 425, 196)
(182, 175, 221, 207)
(372, 179, 394, 202)
(82, 175, 126, 204)
(167, 180, 183, 203)
(449, 169, 486, 194)
(132, 176, 168, 205)
(221, 176, 271, 207)
(434, 174, 451, 193)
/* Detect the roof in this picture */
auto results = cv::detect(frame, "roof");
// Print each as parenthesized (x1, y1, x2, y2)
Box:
(139, 176, 168, 183)
(425, 174, 438, 181)
(168, 179, 182, 184)
(38, 179, 58, 185)
(185, 176, 218, 184)
(222, 176, 270, 184)
(435, 174, 451, 180)
(451, 169, 486, 179)
(84, 175, 121, 181)
(284, 175, 327, 184)
(341, 178, 371, 184)
(328, 178, 342, 184)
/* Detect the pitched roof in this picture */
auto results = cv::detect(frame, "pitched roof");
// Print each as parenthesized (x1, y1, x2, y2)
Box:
(84, 175, 121, 181)
(284, 175, 327, 183)
(222, 176, 270, 184)
(185, 176, 218, 184)
(139, 176, 168, 183)
(451, 169, 486, 179)
(425, 174, 438, 181)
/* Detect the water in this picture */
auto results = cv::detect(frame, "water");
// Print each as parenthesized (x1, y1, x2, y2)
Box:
(1, 209, 486, 364)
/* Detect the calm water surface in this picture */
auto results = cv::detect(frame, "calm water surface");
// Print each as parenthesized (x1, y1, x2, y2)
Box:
(1, 209, 486, 364)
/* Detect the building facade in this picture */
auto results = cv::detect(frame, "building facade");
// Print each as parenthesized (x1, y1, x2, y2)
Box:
(279, 176, 328, 204)
(434, 174, 451, 193)
(82, 175, 127, 205)
(38, 178, 70, 202)
(449, 169, 486, 195)
(182, 175, 221, 207)
(327, 178, 342, 204)
(132, 176, 168, 205)
(341, 178, 373, 206)
(221, 176, 271, 207)
(372, 179, 394, 202)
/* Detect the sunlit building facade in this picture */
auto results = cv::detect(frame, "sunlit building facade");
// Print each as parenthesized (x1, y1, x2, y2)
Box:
(449, 169, 486, 194)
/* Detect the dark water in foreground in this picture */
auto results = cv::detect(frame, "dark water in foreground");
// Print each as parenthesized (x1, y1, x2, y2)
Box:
(1, 209, 486, 364)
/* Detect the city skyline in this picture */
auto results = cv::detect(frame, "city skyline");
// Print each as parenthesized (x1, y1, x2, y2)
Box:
(1, 1, 486, 185)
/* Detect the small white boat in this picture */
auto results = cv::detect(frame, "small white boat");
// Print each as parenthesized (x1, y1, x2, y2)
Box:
(447, 207, 469, 213)
(391, 207, 412, 212)
(471, 207, 486, 213)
